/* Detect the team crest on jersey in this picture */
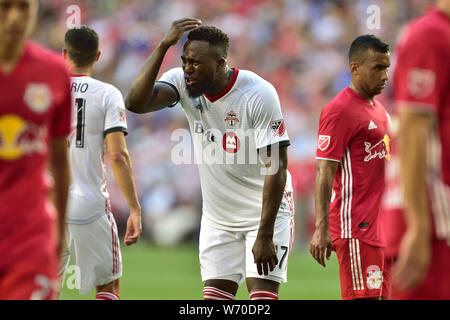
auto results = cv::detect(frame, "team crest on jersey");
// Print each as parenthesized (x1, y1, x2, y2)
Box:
(224, 110, 240, 127)
(270, 119, 285, 136)
(317, 135, 331, 151)
(407, 68, 436, 99)
(24, 83, 52, 113)
(366, 265, 383, 290)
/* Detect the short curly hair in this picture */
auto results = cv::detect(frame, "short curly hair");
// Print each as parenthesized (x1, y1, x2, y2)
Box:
(187, 26, 229, 58)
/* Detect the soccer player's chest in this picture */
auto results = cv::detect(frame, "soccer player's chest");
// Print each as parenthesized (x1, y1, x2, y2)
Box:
(0, 75, 55, 161)
(349, 107, 390, 164)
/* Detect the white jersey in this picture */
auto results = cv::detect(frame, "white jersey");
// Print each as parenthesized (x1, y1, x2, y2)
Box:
(159, 68, 293, 230)
(66, 76, 128, 224)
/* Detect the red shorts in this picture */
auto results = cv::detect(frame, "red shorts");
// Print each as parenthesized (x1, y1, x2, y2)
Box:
(333, 238, 390, 300)
(391, 239, 450, 300)
(0, 251, 58, 300)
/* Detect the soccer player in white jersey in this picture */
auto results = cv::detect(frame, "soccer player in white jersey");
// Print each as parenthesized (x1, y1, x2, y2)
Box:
(126, 19, 294, 300)
(60, 26, 142, 300)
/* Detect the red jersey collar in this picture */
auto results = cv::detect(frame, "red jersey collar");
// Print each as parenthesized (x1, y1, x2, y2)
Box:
(204, 68, 239, 103)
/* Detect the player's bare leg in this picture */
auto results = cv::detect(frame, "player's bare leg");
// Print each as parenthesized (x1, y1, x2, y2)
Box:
(246, 278, 280, 300)
(203, 279, 238, 300)
(95, 279, 120, 300)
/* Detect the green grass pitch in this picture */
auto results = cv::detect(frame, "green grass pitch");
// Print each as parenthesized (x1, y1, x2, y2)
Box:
(59, 243, 341, 300)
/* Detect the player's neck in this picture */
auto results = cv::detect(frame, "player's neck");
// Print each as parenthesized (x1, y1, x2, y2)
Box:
(206, 67, 234, 97)
(349, 82, 374, 105)
(0, 40, 25, 74)
(71, 66, 93, 77)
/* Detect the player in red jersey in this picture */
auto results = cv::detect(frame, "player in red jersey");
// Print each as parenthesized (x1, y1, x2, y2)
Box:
(386, 0, 450, 300)
(311, 35, 391, 300)
(0, 0, 71, 299)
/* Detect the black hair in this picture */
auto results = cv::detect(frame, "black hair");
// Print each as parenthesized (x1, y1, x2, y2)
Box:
(187, 26, 229, 58)
(349, 34, 389, 64)
(64, 26, 99, 67)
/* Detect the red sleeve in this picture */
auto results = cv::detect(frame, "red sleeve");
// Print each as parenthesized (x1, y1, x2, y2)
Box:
(316, 105, 355, 162)
(50, 67, 72, 138)
(394, 29, 448, 113)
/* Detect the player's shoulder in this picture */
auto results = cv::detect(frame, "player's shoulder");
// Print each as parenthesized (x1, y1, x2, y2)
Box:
(402, 8, 450, 47)
(25, 41, 68, 73)
(237, 69, 275, 90)
(321, 87, 354, 117)
(236, 69, 278, 103)
(77, 76, 122, 96)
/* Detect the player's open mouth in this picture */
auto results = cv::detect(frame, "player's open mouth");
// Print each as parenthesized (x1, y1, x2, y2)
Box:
(185, 78, 197, 86)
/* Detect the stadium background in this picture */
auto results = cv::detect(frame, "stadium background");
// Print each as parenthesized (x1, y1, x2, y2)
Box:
(34, 0, 433, 299)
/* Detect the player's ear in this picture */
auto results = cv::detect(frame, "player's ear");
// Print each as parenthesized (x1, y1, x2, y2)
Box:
(349, 61, 359, 76)
(62, 47, 68, 60)
(95, 51, 101, 62)
(217, 58, 226, 70)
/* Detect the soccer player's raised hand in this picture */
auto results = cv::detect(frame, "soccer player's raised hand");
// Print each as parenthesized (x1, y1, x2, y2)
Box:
(124, 210, 142, 246)
(161, 18, 202, 47)
(310, 228, 333, 267)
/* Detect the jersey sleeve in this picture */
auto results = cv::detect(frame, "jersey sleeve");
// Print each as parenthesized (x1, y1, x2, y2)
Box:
(104, 86, 128, 136)
(50, 68, 72, 138)
(316, 105, 355, 162)
(157, 68, 183, 107)
(251, 83, 290, 151)
(394, 29, 448, 114)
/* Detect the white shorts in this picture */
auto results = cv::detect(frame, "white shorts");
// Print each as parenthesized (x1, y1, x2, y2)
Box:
(199, 213, 295, 285)
(60, 213, 122, 295)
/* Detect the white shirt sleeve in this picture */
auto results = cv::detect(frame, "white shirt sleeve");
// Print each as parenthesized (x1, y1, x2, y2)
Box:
(158, 68, 184, 107)
(250, 83, 290, 150)
(104, 85, 128, 136)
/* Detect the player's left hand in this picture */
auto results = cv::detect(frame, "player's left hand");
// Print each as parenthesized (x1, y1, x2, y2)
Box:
(124, 212, 142, 246)
(252, 237, 278, 276)
(393, 228, 431, 291)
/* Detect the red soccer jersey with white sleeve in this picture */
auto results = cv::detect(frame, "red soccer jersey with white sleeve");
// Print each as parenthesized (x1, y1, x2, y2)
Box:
(392, 6, 450, 242)
(316, 87, 391, 247)
(0, 41, 72, 270)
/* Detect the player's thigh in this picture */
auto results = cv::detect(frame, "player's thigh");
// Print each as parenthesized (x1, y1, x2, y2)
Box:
(245, 213, 294, 285)
(0, 252, 58, 300)
(334, 238, 385, 300)
(68, 214, 122, 295)
(199, 218, 246, 285)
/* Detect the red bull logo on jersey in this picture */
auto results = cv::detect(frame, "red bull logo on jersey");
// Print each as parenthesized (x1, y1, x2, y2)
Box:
(24, 83, 52, 113)
(363, 134, 390, 162)
(0, 114, 47, 161)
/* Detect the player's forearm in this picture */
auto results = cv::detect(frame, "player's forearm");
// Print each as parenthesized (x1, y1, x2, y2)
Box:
(125, 41, 171, 113)
(49, 139, 70, 241)
(257, 168, 287, 239)
(109, 151, 141, 213)
(314, 166, 334, 231)
(398, 110, 431, 237)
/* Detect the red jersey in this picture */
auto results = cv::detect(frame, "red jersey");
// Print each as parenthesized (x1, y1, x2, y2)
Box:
(392, 6, 450, 242)
(316, 87, 390, 247)
(0, 41, 71, 270)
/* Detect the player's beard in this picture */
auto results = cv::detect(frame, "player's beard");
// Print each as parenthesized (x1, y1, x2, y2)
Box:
(186, 74, 215, 98)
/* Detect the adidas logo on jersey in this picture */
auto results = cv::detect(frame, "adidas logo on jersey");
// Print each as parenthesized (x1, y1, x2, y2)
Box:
(368, 120, 377, 130)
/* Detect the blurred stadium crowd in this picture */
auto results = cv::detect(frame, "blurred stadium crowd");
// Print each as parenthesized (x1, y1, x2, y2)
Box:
(33, 0, 433, 246)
